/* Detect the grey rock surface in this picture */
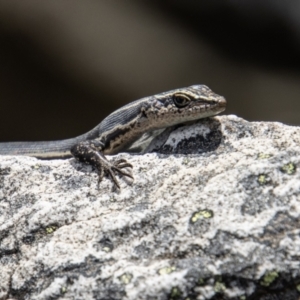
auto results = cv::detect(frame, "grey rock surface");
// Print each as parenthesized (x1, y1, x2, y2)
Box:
(1, 115, 300, 300)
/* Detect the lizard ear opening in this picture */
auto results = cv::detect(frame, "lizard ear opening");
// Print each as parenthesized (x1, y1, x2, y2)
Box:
(173, 94, 191, 108)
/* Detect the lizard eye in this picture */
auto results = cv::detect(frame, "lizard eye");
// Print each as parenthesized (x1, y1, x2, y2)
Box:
(173, 94, 191, 108)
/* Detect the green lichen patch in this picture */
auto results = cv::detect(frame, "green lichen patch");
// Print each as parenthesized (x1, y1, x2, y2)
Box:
(158, 266, 176, 275)
(260, 270, 279, 287)
(102, 246, 112, 252)
(258, 153, 272, 159)
(45, 226, 57, 234)
(99, 238, 114, 252)
(296, 283, 300, 292)
(214, 280, 226, 293)
(119, 273, 133, 285)
(257, 174, 271, 185)
(280, 163, 296, 175)
(169, 286, 182, 299)
(198, 278, 205, 286)
(182, 157, 190, 165)
(190, 209, 214, 223)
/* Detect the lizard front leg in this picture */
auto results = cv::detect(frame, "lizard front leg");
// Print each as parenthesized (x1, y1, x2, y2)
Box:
(70, 141, 133, 189)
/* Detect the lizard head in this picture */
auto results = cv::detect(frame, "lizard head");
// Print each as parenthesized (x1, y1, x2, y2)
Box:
(143, 84, 226, 128)
(98, 84, 226, 154)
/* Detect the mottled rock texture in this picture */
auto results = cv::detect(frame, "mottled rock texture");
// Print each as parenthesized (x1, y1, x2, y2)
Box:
(0, 115, 300, 300)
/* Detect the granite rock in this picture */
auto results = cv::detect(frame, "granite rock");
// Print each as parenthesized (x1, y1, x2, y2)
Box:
(0, 115, 300, 300)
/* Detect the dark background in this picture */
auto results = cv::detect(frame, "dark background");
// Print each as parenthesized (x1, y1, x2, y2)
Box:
(0, 0, 299, 142)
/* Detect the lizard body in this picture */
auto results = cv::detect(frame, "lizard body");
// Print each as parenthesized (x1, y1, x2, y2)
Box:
(0, 85, 226, 188)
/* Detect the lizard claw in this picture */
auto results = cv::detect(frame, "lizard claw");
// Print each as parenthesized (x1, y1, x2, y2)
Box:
(103, 159, 133, 189)
(71, 141, 133, 189)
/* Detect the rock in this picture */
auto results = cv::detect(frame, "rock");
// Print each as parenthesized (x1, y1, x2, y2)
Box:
(0, 115, 300, 300)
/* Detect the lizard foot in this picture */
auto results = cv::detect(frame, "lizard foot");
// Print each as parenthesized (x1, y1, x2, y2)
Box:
(100, 158, 133, 189)
(71, 141, 133, 189)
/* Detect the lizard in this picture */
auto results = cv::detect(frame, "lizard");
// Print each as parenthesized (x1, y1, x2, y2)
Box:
(0, 85, 226, 188)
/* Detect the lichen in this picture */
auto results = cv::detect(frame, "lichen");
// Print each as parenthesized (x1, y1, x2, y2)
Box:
(280, 163, 296, 175)
(260, 270, 279, 286)
(45, 226, 57, 234)
(257, 174, 269, 185)
(258, 153, 272, 159)
(190, 209, 213, 223)
(158, 266, 176, 275)
(214, 281, 226, 293)
(169, 286, 182, 299)
(119, 273, 133, 285)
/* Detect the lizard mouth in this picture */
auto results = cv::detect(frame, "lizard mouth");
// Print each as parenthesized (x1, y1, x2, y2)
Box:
(192, 95, 226, 112)
(218, 96, 227, 108)
(204, 95, 227, 114)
